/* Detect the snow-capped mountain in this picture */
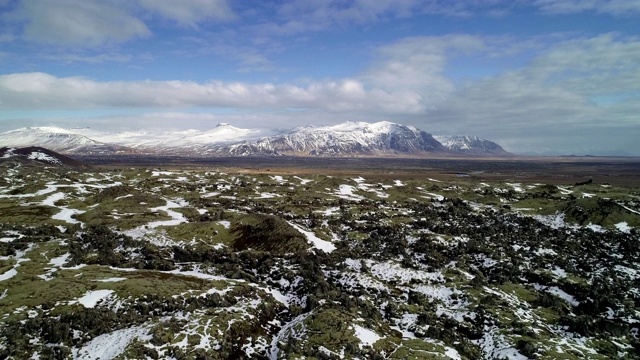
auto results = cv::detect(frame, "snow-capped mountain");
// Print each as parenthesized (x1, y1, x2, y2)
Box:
(0, 127, 131, 154)
(67, 123, 267, 155)
(0, 146, 82, 166)
(223, 121, 445, 156)
(77, 123, 265, 153)
(434, 135, 508, 155)
(0, 122, 511, 157)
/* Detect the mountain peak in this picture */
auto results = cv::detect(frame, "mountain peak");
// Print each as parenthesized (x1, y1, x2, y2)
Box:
(216, 122, 231, 127)
(434, 135, 508, 155)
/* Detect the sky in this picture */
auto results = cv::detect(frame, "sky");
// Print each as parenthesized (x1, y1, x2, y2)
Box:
(0, 0, 639, 155)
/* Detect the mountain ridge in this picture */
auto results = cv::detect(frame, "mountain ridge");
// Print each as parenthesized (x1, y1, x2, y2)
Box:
(0, 122, 509, 157)
(434, 135, 509, 155)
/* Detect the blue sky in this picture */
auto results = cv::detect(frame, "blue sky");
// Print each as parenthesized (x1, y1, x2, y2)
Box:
(1, 0, 639, 155)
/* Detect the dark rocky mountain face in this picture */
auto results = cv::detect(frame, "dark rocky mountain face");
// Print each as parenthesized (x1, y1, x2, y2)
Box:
(0, 146, 82, 167)
(223, 122, 446, 157)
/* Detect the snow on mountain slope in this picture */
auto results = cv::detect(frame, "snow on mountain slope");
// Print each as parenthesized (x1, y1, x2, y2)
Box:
(0, 122, 512, 157)
(224, 121, 445, 156)
(0, 127, 102, 152)
(75, 123, 266, 154)
(0, 124, 266, 155)
(433, 135, 509, 155)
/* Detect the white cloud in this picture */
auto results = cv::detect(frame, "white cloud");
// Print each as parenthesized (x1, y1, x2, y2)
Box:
(9, 0, 151, 46)
(137, 0, 235, 26)
(249, 0, 492, 37)
(420, 34, 640, 154)
(363, 35, 485, 98)
(41, 52, 135, 64)
(533, 0, 640, 15)
(3, 0, 236, 46)
(0, 72, 424, 115)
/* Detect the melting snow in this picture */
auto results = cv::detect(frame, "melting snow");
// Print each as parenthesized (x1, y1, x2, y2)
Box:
(557, 186, 573, 195)
(268, 313, 311, 360)
(42, 192, 65, 206)
(293, 176, 313, 185)
(335, 184, 364, 201)
(146, 199, 188, 228)
(49, 253, 70, 267)
(367, 260, 443, 284)
(288, 222, 336, 253)
(422, 192, 444, 201)
(0, 268, 18, 281)
(0, 244, 33, 281)
(96, 277, 127, 282)
(73, 326, 150, 360)
(617, 203, 640, 215)
(316, 207, 340, 216)
(52, 208, 85, 225)
(352, 324, 381, 348)
(615, 222, 631, 233)
(506, 183, 524, 193)
(76, 290, 115, 308)
(535, 248, 557, 256)
(27, 151, 61, 164)
(256, 192, 280, 199)
(585, 223, 605, 232)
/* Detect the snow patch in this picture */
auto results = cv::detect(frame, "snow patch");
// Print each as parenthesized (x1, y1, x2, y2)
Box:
(615, 222, 631, 233)
(75, 290, 115, 308)
(74, 326, 150, 360)
(27, 151, 61, 164)
(288, 222, 336, 253)
(352, 324, 381, 348)
(52, 208, 86, 225)
(96, 277, 127, 282)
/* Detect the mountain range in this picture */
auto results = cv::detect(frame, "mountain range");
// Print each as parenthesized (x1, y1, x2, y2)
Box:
(0, 121, 509, 157)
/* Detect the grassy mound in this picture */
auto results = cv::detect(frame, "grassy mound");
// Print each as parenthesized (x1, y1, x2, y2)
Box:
(230, 214, 308, 254)
(561, 197, 640, 227)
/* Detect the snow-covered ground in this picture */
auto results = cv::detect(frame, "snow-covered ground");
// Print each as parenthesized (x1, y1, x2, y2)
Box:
(75, 290, 115, 308)
(334, 184, 364, 201)
(352, 324, 381, 348)
(288, 222, 336, 253)
(74, 326, 151, 360)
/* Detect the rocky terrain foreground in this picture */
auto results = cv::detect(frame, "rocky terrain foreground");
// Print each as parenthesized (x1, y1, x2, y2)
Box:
(0, 160, 639, 359)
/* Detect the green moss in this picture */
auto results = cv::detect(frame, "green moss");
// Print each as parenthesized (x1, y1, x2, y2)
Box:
(162, 221, 233, 244)
(560, 197, 640, 228)
(499, 283, 538, 303)
(230, 214, 309, 254)
(534, 307, 561, 323)
(387, 339, 452, 360)
(302, 308, 360, 354)
(0, 203, 57, 224)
